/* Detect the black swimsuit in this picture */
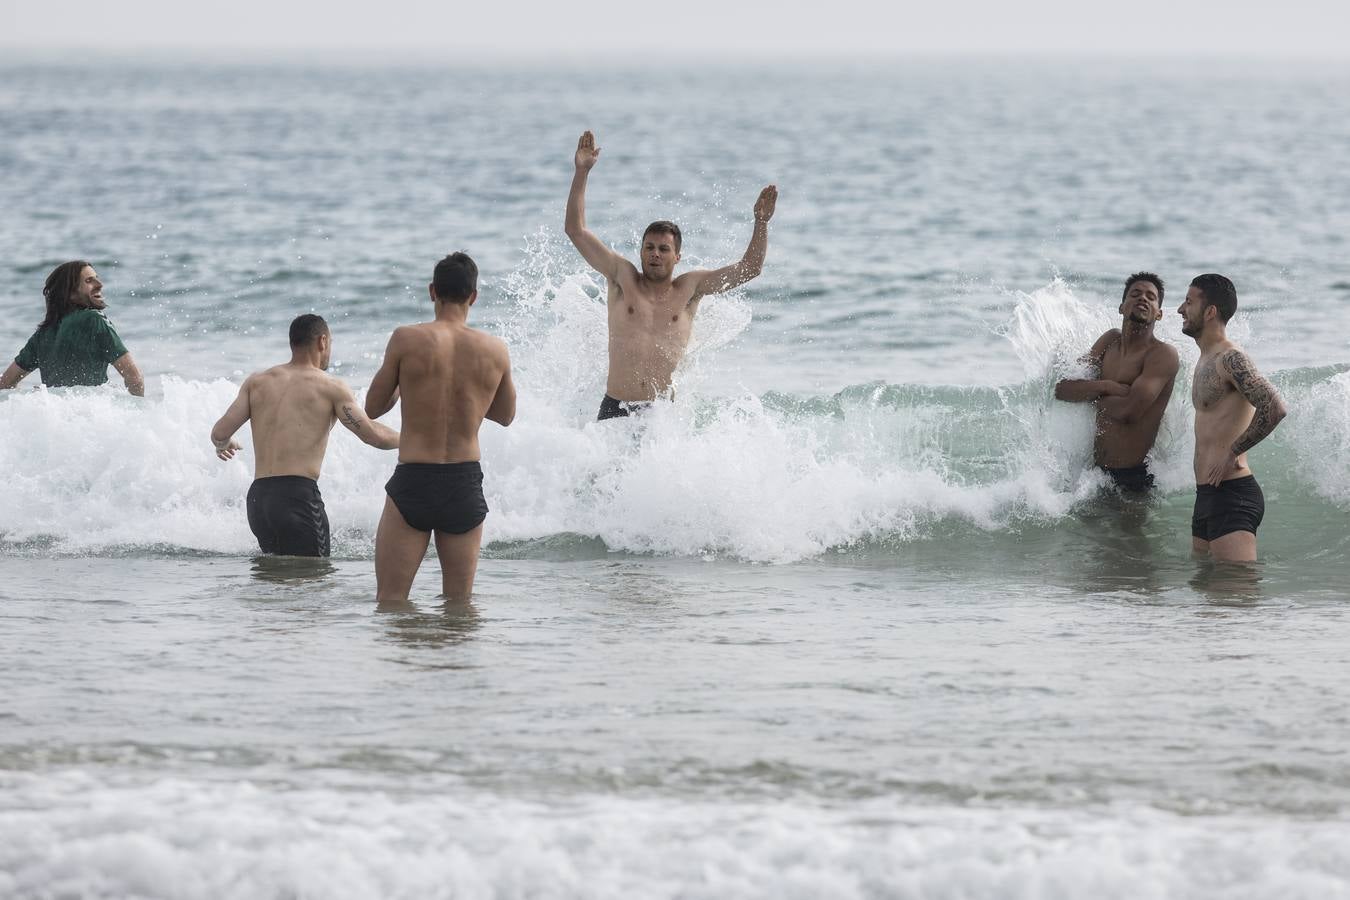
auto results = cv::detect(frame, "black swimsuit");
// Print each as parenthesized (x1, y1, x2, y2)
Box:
(246, 476, 331, 557)
(1102, 464, 1155, 494)
(597, 394, 653, 421)
(384, 462, 488, 533)
(1192, 475, 1265, 541)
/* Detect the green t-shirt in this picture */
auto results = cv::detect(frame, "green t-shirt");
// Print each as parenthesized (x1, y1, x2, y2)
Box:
(14, 308, 130, 387)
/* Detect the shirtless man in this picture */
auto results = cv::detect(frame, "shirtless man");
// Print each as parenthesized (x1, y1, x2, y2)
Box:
(1055, 272, 1180, 493)
(565, 130, 776, 419)
(364, 252, 515, 607)
(211, 314, 400, 557)
(1178, 274, 1287, 562)
(1, 261, 144, 395)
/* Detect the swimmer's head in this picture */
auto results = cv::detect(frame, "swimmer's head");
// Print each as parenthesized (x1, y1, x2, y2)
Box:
(40, 260, 98, 329)
(431, 252, 478, 305)
(1119, 272, 1164, 324)
(289, 313, 331, 370)
(640, 222, 681, 279)
(1180, 273, 1237, 338)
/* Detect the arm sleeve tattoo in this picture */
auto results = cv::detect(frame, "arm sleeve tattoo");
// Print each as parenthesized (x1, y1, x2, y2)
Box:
(1223, 349, 1284, 456)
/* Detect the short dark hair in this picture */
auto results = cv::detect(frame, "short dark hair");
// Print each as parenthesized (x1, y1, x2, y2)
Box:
(1122, 272, 1164, 304)
(40, 259, 93, 330)
(1190, 273, 1237, 323)
(643, 221, 682, 253)
(432, 252, 478, 303)
(289, 313, 328, 348)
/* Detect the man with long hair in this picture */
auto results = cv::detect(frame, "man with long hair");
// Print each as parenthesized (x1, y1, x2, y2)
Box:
(1, 261, 144, 394)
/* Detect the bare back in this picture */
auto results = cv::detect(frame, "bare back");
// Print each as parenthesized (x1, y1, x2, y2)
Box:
(387, 321, 513, 463)
(246, 365, 342, 480)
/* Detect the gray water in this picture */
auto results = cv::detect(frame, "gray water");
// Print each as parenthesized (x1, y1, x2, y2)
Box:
(2, 59, 1350, 898)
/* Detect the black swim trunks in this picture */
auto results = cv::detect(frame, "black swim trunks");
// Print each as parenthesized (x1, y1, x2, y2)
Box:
(1102, 464, 1155, 494)
(1192, 475, 1265, 541)
(597, 394, 653, 421)
(246, 476, 330, 557)
(384, 461, 488, 533)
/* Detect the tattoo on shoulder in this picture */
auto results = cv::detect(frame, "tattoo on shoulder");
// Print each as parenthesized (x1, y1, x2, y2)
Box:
(1221, 349, 1275, 401)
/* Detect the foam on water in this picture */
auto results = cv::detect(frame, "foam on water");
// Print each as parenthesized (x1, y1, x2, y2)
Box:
(1, 280, 1344, 562)
(3, 770, 1349, 900)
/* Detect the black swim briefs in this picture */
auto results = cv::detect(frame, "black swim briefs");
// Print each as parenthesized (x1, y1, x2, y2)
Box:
(597, 394, 653, 421)
(384, 461, 488, 534)
(246, 475, 331, 557)
(1192, 475, 1265, 541)
(1102, 464, 1155, 494)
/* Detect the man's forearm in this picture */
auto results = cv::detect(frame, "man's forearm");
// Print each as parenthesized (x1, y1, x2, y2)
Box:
(1231, 396, 1287, 456)
(365, 385, 398, 419)
(0, 362, 28, 390)
(1054, 380, 1122, 402)
(565, 169, 590, 236)
(741, 218, 769, 275)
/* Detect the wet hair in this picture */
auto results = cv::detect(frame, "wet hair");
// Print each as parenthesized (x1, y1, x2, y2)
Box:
(642, 221, 682, 253)
(432, 252, 478, 303)
(39, 260, 94, 330)
(1122, 272, 1164, 304)
(289, 313, 329, 348)
(1190, 273, 1237, 323)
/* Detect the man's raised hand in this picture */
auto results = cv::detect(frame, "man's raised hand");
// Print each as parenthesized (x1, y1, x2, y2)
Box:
(754, 185, 778, 223)
(575, 131, 601, 171)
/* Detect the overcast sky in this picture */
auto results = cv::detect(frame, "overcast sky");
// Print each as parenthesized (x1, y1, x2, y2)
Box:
(5, 0, 1350, 57)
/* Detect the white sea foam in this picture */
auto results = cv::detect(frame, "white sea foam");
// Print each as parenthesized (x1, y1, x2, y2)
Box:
(0, 282, 1338, 561)
(2, 771, 1348, 900)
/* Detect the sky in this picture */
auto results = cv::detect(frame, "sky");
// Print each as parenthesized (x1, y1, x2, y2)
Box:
(3, 0, 1350, 58)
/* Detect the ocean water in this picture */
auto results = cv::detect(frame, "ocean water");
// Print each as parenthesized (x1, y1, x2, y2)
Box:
(2, 58, 1350, 898)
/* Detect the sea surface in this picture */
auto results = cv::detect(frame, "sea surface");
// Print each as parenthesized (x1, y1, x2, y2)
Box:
(2, 58, 1350, 898)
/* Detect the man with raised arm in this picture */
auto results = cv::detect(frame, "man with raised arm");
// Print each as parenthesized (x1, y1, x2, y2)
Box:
(364, 252, 515, 608)
(1055, 272, 1180, 493)
(211, 314, 400, 557)
(565, 130, 777, 419)
(1, 261, 144, 395)
(1177, 274, 1287, 562)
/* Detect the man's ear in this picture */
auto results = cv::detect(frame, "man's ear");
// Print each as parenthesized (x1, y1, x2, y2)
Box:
(468, 290, 478, 307)
(428, 282, 437, 304)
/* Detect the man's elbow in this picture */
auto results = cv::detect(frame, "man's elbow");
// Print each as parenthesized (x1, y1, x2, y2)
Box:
(1272, 398, 1289, 425)
(489, 403, 516, 427)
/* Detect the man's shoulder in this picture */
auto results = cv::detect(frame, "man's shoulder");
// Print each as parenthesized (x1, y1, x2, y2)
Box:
(1147, 337, 1181, 363)
(64, 308, 113, 329)
(463, 326, 510, 358)
(1094, 327, 1123, 347)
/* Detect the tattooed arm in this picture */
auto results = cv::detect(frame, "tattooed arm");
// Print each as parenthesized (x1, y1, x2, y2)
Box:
(1224, 349, 1288, 456)
(331, 381, 400, 450)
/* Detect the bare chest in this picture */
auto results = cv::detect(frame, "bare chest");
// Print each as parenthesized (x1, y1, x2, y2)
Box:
(1191, 356, 1232, 411)
(1100, 346, 1149, 385)
(609, 285, 695, 344)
